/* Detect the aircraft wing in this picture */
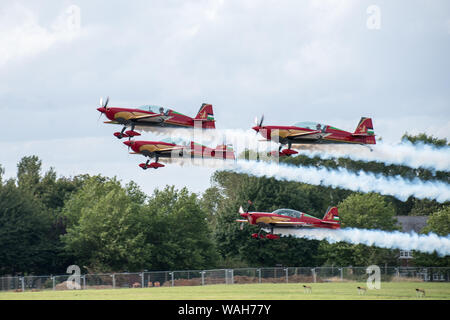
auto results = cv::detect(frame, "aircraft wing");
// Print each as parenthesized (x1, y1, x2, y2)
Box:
(154, 146, 186, 155)
(130, 146, 185, 156)
(288, 130, 322, 138)
(130, 114, 173, 123)
(271, 221, 310, 226)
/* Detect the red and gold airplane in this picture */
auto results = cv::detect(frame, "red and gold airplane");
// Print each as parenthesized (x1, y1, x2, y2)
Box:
(123, 139, 235, 169)
(96, 97, 216, 139)
(236, 204, 340, 239)
(252, 116, 376, 156)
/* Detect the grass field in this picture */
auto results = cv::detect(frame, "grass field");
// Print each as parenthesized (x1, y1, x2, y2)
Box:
(1, 282, 450, 300)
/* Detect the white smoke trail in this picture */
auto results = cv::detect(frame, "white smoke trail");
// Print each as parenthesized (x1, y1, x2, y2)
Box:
(227, 160, 450, 203)
(277, 228, 450, 256)
(293, 141, 450, 171)
(144, 127, 278, 155)
(139, 127, 450, 172)
(154, 157, 450, 202)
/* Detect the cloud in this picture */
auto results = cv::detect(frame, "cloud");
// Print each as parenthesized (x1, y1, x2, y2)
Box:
(0, 3, 82, 67)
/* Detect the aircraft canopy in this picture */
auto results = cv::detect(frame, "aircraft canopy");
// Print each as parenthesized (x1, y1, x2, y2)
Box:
(272, 208, 303, 218)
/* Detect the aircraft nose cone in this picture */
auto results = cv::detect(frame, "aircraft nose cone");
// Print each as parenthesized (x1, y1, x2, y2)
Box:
(252, 126, 260, 132)
(97, 107, 106, 113)
(123, 140, 132, 147)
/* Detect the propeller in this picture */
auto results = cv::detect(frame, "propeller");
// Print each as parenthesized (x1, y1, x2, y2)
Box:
(258, 114, 264, 128)
(238, 206, 246, 230)
(252, 114, 264, 133)
(97, 111, 103, 123)
(98, 96, 110, 110)
(97, 96, 110, 121)
(101, 96, 109, 109)
(123, 140, 134, 152)
(238, 200, 254, 230)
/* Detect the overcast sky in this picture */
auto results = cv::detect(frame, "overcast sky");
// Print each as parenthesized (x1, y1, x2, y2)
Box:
(1, 0, 449, 195)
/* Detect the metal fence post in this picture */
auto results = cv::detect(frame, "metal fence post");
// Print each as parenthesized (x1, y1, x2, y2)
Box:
(257, 268, 261, 284)
(284, 268, 288, 283)
(140, 273, 144, 288)
(311, 268, 316, 283)
(339, 268, 343, 281)
(170, 272, 174, 287)
(20, 277, 25, 292)
(83, 275, 86, 290)
(111, 274, 116, 289)
(226, 269, 234, 285)
(52, 276, 56, 290)
(201, 271, 205, 286)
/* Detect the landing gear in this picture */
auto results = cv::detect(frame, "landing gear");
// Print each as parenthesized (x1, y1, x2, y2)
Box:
(272, 141, 298, 157)
(139, 160, 150, 170)
(280, 148, 298, 156)
(114, 124, 140, 139)
(251, 233, 265, 239)
(114, 127, 128, 139)
(280, 141, 298, 156)
(360, 144, 373, 152)
(125, 130, 141, 138)
(251, 228, 280, 240)
(139, 157, 165, 170)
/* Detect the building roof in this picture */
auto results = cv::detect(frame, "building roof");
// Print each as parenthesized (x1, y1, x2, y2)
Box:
(395, 216, 429, 233)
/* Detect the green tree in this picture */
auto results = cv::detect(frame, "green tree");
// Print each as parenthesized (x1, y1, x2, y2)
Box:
(0, 164, 4, 184)
(402, 132, 449, 147)
(144, 186, 219, 270)
(412, 206, 450, 267)
(338, 193, 399, 230)
(61, 177, 151, 272)
(421, 206, 450, 236)
(17, 156, 42, 193)
(317, 193, 400, 266)
(0, 181, 53, 275)
(408, 198, 448, 216)
(200, 186, 225, 231)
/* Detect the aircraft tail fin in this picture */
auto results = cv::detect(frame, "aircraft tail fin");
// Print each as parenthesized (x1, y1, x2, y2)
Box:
(353, 117, 374, 135)
(194, 103, 215, 129)
(353, 117, 376, 144)
(322, 206, 339, 223)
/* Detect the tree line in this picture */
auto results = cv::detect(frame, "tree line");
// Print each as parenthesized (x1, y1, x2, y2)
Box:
(0, 133, 448, 275)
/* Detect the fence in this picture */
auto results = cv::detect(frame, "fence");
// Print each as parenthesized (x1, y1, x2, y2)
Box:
(1, 267, 449, 292)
